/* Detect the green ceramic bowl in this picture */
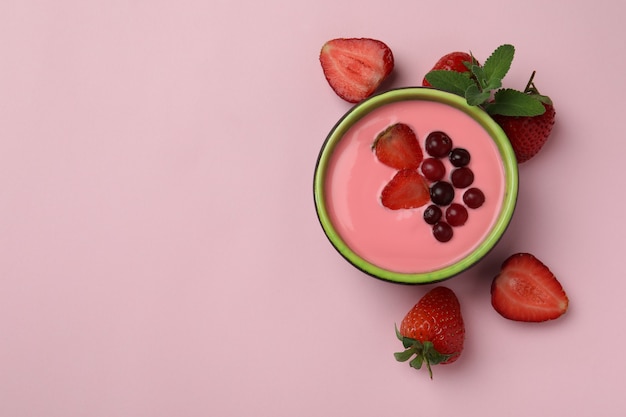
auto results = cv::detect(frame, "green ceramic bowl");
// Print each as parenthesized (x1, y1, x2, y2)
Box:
(313, 87, 519, 284)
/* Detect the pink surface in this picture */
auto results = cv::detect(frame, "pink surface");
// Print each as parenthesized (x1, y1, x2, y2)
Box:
(1, 1, 625, 416)
(325, 100, 505, 273)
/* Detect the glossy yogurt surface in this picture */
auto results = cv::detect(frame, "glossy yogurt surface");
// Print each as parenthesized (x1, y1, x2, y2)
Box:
(324, 99, 506, 274)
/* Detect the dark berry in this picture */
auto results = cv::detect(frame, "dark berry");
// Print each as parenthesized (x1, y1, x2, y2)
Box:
(425, 131, 453, 157)
(432, 222, 453, 242)
(423, 205, 442, 225)
(463, 187, 485, 209)
(449, 148, 471, 167)
(445, 203, 469, 227)
(420, 158, 446, 181)
(430, 181, 455, 206)
(451, 167, 474, 188)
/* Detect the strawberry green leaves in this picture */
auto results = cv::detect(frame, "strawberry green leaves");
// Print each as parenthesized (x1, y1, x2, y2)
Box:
(424, 44, 546, 117)
(394, 326, 454, 379)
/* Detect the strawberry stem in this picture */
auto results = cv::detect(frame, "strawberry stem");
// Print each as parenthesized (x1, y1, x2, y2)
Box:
(522, 70, 553, 106)
(394, 326, 455, 379)
(524, 71, 537, 93)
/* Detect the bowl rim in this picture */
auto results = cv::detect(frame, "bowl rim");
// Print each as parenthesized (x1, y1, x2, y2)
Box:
(313, 87, 519, 284)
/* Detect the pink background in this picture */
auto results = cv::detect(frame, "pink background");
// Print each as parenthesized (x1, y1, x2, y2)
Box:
(1, 1, 624, 416)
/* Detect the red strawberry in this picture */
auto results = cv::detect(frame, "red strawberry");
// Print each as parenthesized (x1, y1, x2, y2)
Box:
(491, 73, 556, 163)
(373, 123, 423, 170)
(422, 51, 477, 87)
(394, 286, 465, 378)
(492, 102, 556, 163)
(319, 38, 394, 103)
(491, 253, 569, 322)
(380, 169, 429, 210)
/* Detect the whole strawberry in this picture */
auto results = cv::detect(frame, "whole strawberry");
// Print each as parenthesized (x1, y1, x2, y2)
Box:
(423, 45, 555, 163)
(493, 102, 555, 163)
(422, 51, 477, 87)
(491, 72, 556, 163)
(394, 286, 465, 378)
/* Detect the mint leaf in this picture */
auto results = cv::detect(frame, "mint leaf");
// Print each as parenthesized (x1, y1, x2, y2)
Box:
(465, 84, 490, 106)
(532, 93, 553, 106)
(424, 70, 475, 97)
(485, 78, 503, 91)
(482, 44, 514, 92)
(470, 65, 487, 87)
(485, 89, 546, 116)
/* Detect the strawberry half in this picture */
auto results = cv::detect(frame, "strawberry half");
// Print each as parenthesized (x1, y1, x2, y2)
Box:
(319, 38, 394, 103)
(380, 169, 429, 210)
(373, 123, 423, 170)
(422, 51, 477, 87)
(491, 253, 569, 322)
(394, 287, 465, 378)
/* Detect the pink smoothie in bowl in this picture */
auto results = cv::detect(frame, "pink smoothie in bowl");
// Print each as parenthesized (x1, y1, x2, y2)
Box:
(314, 88, 518, 284)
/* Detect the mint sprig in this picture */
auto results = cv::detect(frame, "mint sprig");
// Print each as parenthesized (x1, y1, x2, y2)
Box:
(481, 44, 514, 90)
(424, 44, 547, 117)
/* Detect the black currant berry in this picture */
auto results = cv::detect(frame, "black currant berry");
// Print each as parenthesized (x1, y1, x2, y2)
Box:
(445, 203, 469, 227)
(430, 181, 455, 206)
(449, 148, 471, 167)
(432, 222, 453, 242)
(463, 187, 485, 209)
(423, 205, 442, 225)
(425, 131, 453, 158)
(421, 158, 446, 182)
(451, 167, 474, 188)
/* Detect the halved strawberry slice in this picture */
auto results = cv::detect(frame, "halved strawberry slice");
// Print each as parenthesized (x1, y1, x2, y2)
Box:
(320, 38, 394, 103)
(373, 123, 423, 170)
(381, 169, 429, 210)
(491, 253, 569, 322)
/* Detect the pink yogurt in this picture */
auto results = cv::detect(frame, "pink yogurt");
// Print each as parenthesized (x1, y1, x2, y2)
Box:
(324, 100, 506, 274)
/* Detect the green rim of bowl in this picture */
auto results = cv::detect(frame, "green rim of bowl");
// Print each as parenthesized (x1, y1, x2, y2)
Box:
(313, 87, 519, 284)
